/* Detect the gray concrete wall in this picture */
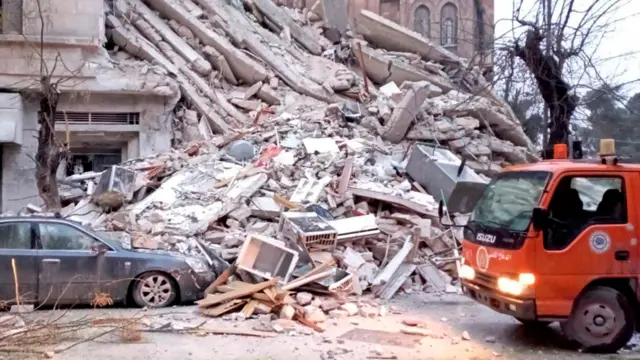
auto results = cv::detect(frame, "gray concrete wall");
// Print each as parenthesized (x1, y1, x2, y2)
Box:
(2, 99, 41, 212)
(57, 93, 174, 157)
(22, 0, 105, 43)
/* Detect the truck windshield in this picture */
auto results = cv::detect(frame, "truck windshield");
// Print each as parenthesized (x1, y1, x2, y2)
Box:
(470, 171, 551, 232)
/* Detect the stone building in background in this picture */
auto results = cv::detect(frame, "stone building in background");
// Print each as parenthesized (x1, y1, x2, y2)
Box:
(0, 0, 179, 212)
(304, 0, 494, 73)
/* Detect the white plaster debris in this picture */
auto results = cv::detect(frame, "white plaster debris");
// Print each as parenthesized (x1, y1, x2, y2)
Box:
(9, 0, 542, 316)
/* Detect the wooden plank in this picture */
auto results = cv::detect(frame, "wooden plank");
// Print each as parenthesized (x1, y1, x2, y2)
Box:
(203, 327, 277, 337)
(282, 270, 334, 291)
(216, 281, 252, 293)
(262, 287, 278, 303)
(200, 299, 246, 317)
(204, 263, 238, 295)
(241, 300, 259, 318)
(198, 278, 280, 308)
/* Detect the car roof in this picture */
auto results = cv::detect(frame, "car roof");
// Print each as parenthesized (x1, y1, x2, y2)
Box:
(0, 216, 86, 227)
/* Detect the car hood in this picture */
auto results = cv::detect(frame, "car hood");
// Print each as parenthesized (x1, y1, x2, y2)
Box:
(101, 234, 203, 262)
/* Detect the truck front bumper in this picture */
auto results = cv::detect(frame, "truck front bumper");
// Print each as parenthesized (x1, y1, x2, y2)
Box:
(461, 280, 537, 320)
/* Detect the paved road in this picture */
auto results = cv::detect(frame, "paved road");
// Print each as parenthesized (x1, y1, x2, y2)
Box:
(3, 293, 640, 360)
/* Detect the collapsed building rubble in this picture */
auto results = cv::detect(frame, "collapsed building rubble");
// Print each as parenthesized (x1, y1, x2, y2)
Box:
(12, 0, 537, 332)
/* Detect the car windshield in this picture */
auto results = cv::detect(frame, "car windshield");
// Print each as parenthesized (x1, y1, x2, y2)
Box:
(470, 171, 551, 232)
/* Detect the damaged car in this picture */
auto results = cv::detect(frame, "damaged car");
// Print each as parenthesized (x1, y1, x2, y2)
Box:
(0, 216, 217, 308)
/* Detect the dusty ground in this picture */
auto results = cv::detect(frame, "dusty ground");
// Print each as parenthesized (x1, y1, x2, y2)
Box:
(4, 293, 640, 360)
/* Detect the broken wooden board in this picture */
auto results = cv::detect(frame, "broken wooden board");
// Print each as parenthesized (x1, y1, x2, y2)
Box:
(241, 299, 259, 318)
(197, 278, 279, 308)
(201, 327, 277, 337)
(200, 299, 247, 317)
(205, 263, 238, 295)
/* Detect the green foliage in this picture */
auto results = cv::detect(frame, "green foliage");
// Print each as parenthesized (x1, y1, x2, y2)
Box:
(582, 86, 640, 160)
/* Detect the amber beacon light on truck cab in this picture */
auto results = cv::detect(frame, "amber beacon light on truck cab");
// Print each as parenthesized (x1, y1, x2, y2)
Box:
(439, 139, 640, 353)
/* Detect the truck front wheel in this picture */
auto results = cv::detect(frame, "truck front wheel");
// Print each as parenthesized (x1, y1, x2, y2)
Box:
(566, 286, 635, 353)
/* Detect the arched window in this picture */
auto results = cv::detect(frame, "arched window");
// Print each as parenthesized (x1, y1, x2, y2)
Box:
(440, 2, 458, 46)
(413, 5, 430, 38)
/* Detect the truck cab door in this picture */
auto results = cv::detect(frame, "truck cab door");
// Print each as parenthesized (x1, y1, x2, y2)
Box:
(535, 172, 634, 317)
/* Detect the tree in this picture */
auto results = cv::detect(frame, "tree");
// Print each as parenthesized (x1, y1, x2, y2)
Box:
(501, 0, 637, 156)
(16, 0, 82, 210)
(581, 87, 640, 160)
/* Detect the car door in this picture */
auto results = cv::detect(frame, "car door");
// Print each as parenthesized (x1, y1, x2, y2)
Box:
(535, 172, 634, 316)
(0, 221, 38, 306)
(36, 221, 113, 305)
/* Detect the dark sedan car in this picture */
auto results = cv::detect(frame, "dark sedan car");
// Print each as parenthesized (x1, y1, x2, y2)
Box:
(0, 216, 216, 308)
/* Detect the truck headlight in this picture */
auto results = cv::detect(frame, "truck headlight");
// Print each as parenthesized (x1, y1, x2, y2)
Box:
(518, 273, 535, 285)
(185, 258, 209, 273)
(497, 277, 523, 296)
(459, 265, 475, 280)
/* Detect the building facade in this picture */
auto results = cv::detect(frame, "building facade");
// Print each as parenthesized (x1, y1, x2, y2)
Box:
(311, 0, 494, 69)
(0, 0, 179, 212)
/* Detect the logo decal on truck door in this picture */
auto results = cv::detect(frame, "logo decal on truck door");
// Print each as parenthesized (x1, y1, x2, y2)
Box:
(476, 246, 489, 271)
(589, 231, 611, 254)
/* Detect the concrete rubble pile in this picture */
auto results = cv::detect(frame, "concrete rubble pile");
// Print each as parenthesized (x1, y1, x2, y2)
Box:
(14, 0, 536, 331)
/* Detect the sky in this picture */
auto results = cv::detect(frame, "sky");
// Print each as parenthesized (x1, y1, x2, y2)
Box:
(493, 0, 640, 95)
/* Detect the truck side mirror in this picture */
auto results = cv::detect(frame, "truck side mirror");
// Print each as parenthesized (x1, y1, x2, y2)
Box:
(438, 200, 454, 227)
(531, 207, 549, 230)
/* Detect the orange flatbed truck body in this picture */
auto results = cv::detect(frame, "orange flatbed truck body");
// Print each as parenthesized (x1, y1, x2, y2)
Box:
(458, 152, 640, 352)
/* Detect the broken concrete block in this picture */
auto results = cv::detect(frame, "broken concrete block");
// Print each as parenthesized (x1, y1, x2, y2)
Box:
(280, 305, 295, 320)
(146, 0, 268, 84)
(303, 305, 326, 323)
(382, 86, 430, 143)
(320, 298, 340, 312)
(359, 306, 378, 318)
(340, 303, 358, 316)
(296, 292, 313, 306)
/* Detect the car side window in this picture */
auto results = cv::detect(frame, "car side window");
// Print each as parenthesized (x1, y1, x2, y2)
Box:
(0, 223, 32, 249)
(39, 223, 98, 250)
(544, 176, 626, 251)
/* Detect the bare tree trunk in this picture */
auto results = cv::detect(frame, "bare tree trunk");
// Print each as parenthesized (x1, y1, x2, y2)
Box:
(515, 30, 578, 154)
(35, 76, 66, 211)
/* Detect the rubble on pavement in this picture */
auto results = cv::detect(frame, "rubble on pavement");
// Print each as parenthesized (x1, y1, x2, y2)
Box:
(8, 0, 536, 333)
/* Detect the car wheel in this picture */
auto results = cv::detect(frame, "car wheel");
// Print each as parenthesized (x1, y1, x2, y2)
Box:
(132, 272, 177, 308)
(566, 286, 635, 353)
(515, 318, 552, 328)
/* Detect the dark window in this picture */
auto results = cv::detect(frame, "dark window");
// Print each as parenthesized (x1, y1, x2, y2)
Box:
(39, 223, 98, 250)
(544, 176, 626, 251)
(0, 223, 32, 249)
(413, 5, 430, 38)
(440, 2, 458, 46)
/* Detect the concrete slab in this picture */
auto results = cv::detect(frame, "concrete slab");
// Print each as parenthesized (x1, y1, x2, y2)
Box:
(356, 10, 462, 65)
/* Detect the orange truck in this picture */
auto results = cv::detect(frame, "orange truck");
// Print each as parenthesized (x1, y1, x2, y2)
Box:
(443, 139, 638, 353)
